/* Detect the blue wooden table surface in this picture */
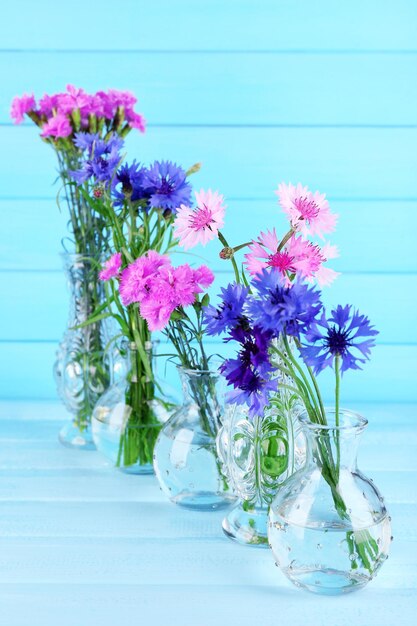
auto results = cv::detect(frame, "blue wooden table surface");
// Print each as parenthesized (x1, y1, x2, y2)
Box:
(0, 401, 416, 626)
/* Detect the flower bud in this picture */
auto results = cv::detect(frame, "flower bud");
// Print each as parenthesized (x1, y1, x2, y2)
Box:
(219, 246, 234, 260)
(186, 162, 202, 177)
(93, 186, 104, 198)
(163, 208, 173, 221)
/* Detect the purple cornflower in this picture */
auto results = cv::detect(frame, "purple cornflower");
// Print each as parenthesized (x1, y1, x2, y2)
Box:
(142, 160, 192, 212)
(220, 326, 277, 418)
(112, 161, 149, 207)
(247, 268, 322, 339)
(300, 304, 378, 374)
(203, 283, 250, 336)
(70, 132, 123, 185)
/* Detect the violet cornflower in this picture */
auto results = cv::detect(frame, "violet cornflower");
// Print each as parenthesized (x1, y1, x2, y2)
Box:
(300, 304, 378, 374)
(247, 268, 322, 339)
(142, 161, 192, 212)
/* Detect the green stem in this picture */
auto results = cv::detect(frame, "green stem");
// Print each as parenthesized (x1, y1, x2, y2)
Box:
(218, 231, 241, 284)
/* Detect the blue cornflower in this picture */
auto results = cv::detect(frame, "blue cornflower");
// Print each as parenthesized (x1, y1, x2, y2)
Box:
(300, 304, 378, 374)
(247, 268, 322, 339)
(112, 161, 149, 207)
(142, 160, 192, 211)
(203, 283, 250, 336)
(70, 132, 123, 185)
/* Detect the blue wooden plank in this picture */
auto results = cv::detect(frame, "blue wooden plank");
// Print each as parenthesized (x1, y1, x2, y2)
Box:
(1, 126, 417, 199)
(1, 0, 416, 51)
(1, 199, 415, 273)
(0, 341, 415, 402)
(2, 52, 417, 125)
(0, 584, 415, 626)
(0, 270, 415, 343)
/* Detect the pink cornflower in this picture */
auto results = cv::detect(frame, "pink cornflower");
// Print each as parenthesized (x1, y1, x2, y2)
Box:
(311, 242, 340, 287)
(245, 228, 339, 287)
(174, 189, 226, 249)
(41, 114, 72, 138)
(99, 253, 122, 282)
(10, 93, 36, 124)
(276, 182, 338, 239)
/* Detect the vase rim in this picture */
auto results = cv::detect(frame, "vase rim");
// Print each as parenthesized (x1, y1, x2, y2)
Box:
(299, 407, 368, 433)
(59, 252, 106, 261)
(177, 365, 220, 376)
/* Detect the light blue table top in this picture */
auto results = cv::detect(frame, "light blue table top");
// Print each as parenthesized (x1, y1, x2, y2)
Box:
(0, 401, 416, 626)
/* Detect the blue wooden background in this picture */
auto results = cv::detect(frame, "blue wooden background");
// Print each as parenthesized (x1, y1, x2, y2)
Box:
(1, 0, 417, 404)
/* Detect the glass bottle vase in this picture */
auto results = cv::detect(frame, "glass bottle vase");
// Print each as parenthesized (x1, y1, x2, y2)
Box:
(268, 409, 392, 594)
(153, 367, 236, 511)
(54, 253, 113, 450)
(216, 393, 305, 547)
(92, 340, 176, 474)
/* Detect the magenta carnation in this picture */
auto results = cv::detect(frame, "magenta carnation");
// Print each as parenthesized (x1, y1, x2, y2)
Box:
(99, 253, 122, 281)
(41, 114, 72, 138)
(118, 252, 215, 331)
(10, 93, 36, 124)
(119, 251, 170, 306)
(138, 263, 214, 331)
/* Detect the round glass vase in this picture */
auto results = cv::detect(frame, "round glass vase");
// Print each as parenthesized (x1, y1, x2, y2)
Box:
(92, 341, 176, 474)
(216, 394, 305, 547)
(54, 253, 113, 450)
(153, 367, 236, 511)
(268, 409, 392, 595)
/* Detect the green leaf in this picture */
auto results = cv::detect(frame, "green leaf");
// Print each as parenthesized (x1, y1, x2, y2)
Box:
(201, 293, 210, 307)
(71, 311, 112, 330)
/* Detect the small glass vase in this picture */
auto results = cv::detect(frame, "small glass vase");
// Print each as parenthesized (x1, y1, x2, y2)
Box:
(268, 409, 392, 595)
(54, 253, 113, 450)
(153, 367, 236, 511)
(92, 341, 175, 474)
(216, 394, 304, 547)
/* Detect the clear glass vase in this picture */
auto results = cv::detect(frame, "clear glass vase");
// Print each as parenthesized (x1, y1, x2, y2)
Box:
(268, 409, 392, 594)
(92, 340, 176, 474)
(216, 393, 305, 547)
(54, 253, 113, 450)
(153, 367, 237, 511)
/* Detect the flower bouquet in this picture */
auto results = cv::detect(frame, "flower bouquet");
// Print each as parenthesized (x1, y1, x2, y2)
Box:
(69, 138, 206, 472)
(11, 86, 146, 447)
(200, 182, 391, 590)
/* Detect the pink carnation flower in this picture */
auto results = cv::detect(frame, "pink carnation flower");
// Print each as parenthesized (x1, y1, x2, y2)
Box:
(125, 110, 146, 132)
(245, 228, 339, 287)
(122, 257, 215, 331)
(41, 114, 72, 138)
(119, 250, 170, 306)
(174, 189, 226, 250)
(99, 253, 122, 282)
(38, 93, 61, 117)
(10, 93, 36, 124)
(57, 84, 91, 116)
(276, 182, 338, 239)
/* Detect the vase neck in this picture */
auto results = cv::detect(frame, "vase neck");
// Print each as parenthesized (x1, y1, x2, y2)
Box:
(301, 409, 367, 471)
(178, 367, 224, 435)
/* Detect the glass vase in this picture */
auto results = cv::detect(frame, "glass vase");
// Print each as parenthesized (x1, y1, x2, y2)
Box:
(216, 393, 304, 547)
(153, 367, 236, 511)
(54, 253, 113, 450)
(268, 409, 392, 595)
(92, 341, 176, 474)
